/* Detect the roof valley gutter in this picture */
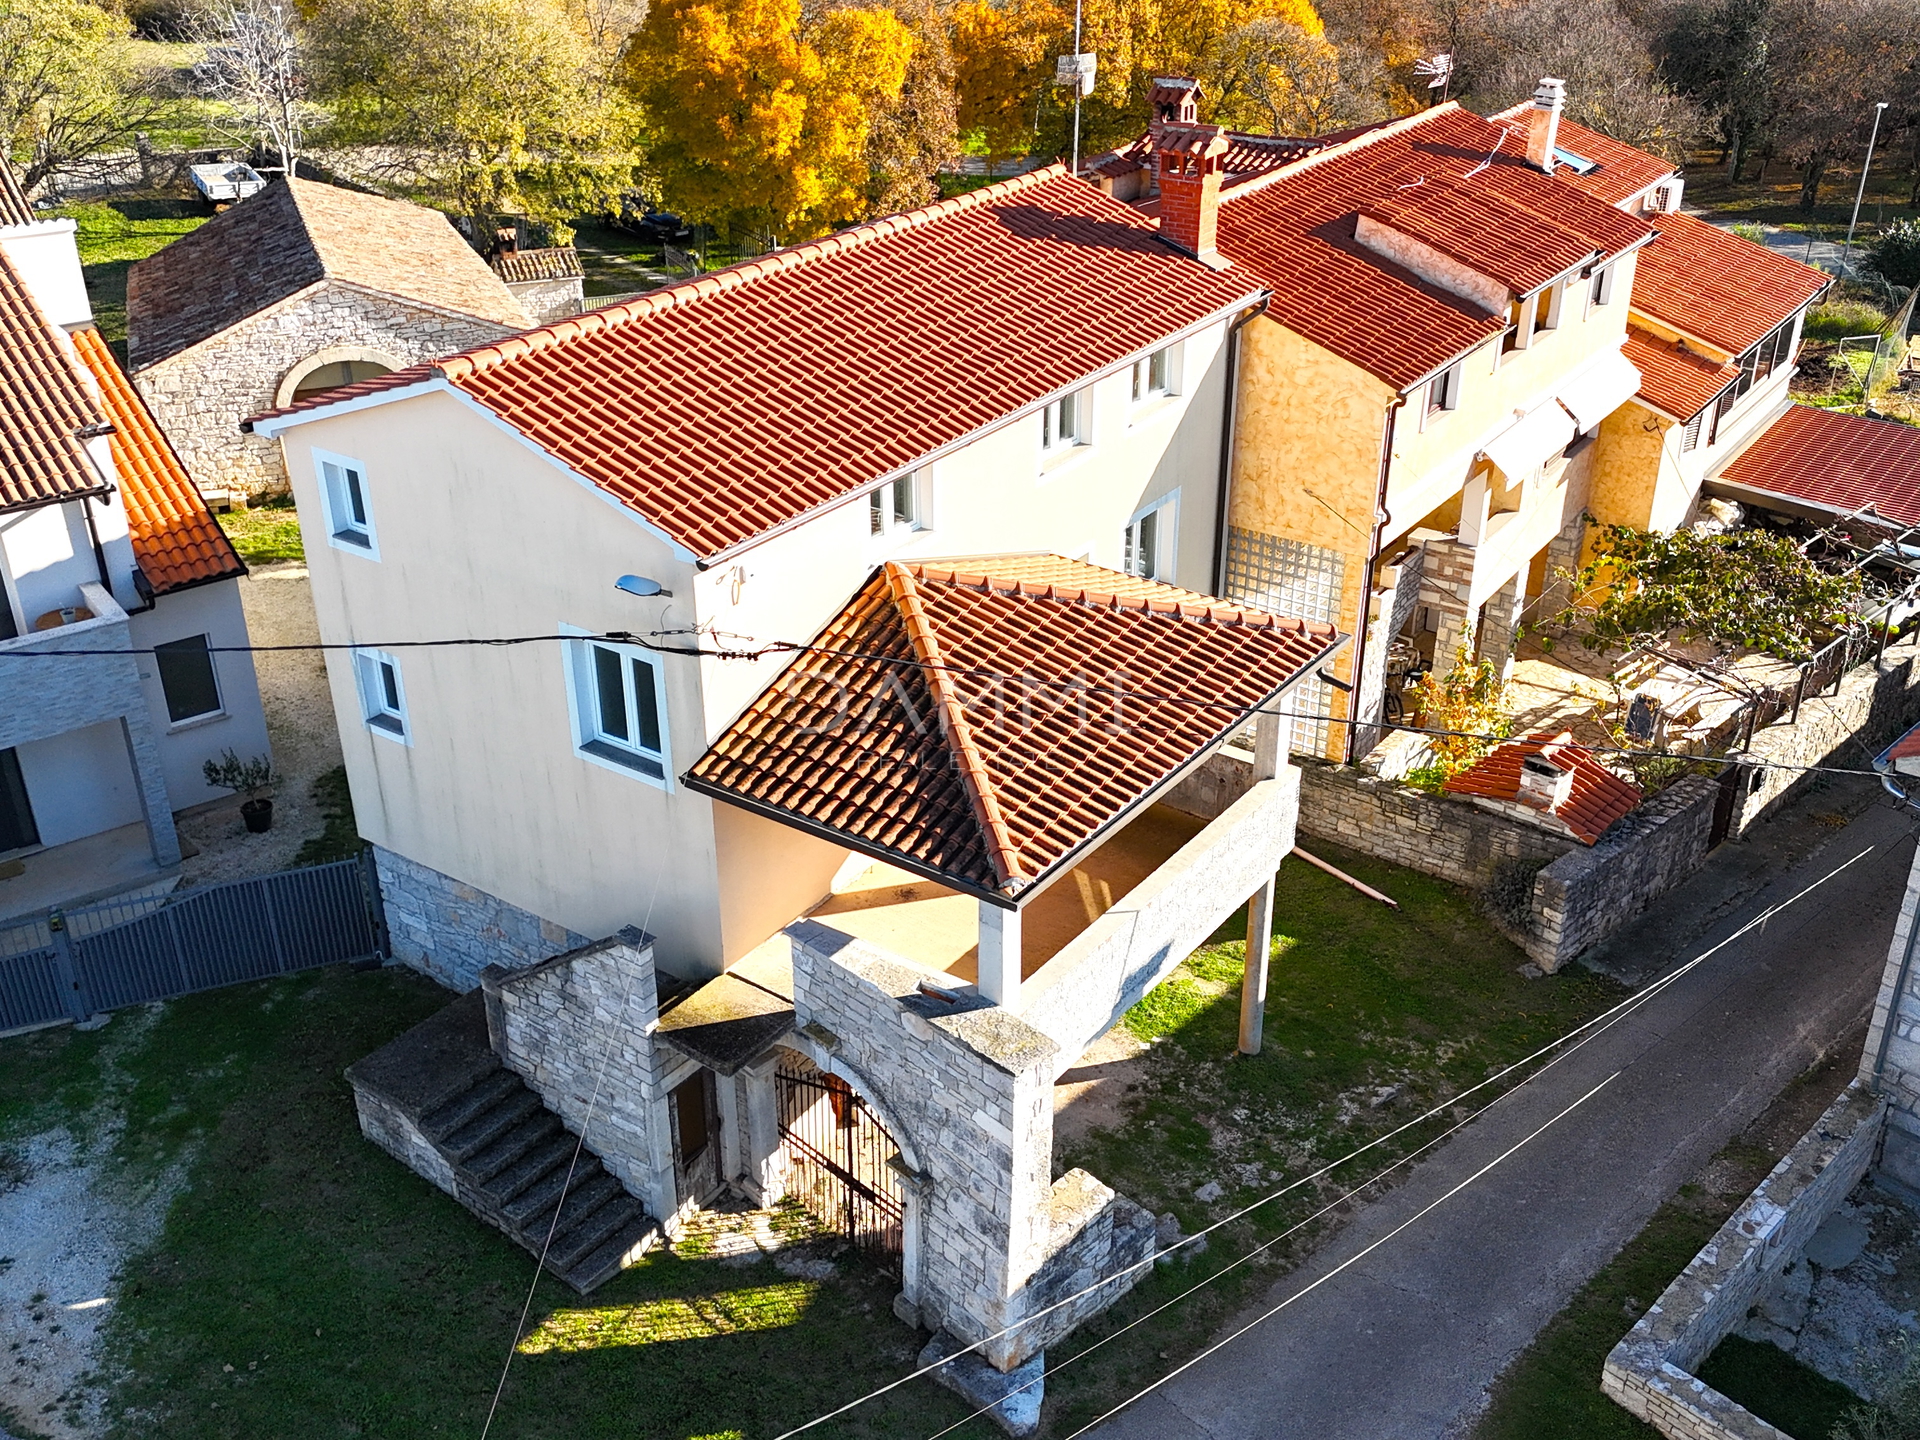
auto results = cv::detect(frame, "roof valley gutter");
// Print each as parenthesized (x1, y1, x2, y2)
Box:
(1342, 392, 1405, 764)
(1212, 296, 1271, 597)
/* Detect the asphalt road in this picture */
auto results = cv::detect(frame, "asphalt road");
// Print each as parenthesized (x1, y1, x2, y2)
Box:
(1089, 790, 1915, 1440)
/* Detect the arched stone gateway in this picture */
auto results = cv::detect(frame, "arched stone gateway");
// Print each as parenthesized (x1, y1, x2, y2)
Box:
(769, 1046, 908, 1266)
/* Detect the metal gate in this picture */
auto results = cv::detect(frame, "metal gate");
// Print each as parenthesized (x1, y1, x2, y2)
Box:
(0, 854, 384, 1034)
(775, 1055, 905, 1264)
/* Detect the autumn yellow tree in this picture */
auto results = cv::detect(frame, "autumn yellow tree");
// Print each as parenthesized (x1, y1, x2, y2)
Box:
(623, 0, 913, 242)
(951, 0, 1066, 165)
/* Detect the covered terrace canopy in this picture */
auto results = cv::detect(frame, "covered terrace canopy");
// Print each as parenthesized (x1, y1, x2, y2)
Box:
(684, 554, 1341, 907)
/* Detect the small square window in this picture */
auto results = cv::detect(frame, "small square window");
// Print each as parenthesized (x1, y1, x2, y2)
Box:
(316, 450, 377, 557)
(1428, 364, 1462, 415)
(568, 635, 668, 783)
(155, 634, 223, 723)
(1131, 347, 1174, 403)
(1591, 264, 1614, 307)
(869, 470, 925, 538)
(354, 648, 408, 741)
(1042, 390, 1089, 453)
(1124, 494, 1178, 581)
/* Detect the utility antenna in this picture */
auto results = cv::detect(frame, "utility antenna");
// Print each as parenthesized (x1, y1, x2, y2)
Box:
(1053, 1, 1095, 175)
(1414, 53, 1454, 105)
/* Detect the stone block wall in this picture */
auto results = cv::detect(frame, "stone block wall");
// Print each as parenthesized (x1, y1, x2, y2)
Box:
(482, 930, 675, 1219)
(133, 283, 519, 499)
(1736, 639, 1920, 835)
(1860, 843, 1920, 1194)
(1418, 535, 1478, 665)
(373, 845, 589, 991)
(788, 921, 1155, 1371)
(1602, 1084, 1884, 1440)
(354, 1084, 460, 1198)
(1296, 758, 1576, 890)
(1519, 776, 1719, 972)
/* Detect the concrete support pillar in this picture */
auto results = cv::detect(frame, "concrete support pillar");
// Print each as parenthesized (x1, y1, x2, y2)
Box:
(118, 712, 181, 868)
(1458, 472, 1491, 548)
(1239, 710, 1284, 1056)
(978, 901, 1022, 1007)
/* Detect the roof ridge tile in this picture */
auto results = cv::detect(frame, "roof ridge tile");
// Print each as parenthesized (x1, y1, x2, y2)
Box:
(883, 561, 1027, 890)
(1221, 103, 1461, 206)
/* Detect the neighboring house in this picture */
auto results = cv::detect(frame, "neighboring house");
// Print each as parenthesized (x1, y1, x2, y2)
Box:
(1087, 78, 1828, 764)
(125, 178, 532, 503)
(0, 166, 269, 898)
(487, 239, 585, 325)
(247, 168, 1336, 1399)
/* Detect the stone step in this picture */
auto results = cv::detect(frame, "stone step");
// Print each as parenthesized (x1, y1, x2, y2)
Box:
(465, 1112, 566, 1186)
(532, 1169, 623, 1240)
(420, 1066, 519, 1139)
(441, 1087, 547, 1162)
(549, 1190, 641, 1273)
(481, 1130, 576, 1203)
(501, 1155, 577, 1230)
(560, 1212, 663, 1293)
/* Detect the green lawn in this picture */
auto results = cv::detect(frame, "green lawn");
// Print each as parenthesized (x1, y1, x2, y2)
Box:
(53, 199, 209, 357)
(0, 845, 1626, 1438)
(216, 494, 304, 563)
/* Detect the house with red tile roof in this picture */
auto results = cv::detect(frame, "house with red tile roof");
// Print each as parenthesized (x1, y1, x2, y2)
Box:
(244, 164, 1336, 1370)
(1088, 77, 1833, 771)
(0, 180, 269, 892)
(1444, 730, 1643, 844)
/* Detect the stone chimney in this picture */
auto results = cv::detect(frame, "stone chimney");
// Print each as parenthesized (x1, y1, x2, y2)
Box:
(1155, 124, 1231, 267)
(1525, 77, 1566, 172)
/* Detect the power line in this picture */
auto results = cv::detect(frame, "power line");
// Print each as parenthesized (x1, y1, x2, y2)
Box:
(8, 624, 1906, 783)
(767, 842, 1880, 1440)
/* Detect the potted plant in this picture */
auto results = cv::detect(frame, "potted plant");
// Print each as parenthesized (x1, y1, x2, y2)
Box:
(204, 749, 276, 832)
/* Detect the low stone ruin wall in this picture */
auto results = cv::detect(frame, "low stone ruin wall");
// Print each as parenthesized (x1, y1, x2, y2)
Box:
(1602, 1084, 1886, 1440)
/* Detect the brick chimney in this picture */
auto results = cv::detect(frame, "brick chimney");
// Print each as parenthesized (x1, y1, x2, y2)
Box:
(1155, 124, 1231, 267)
(1525, 77, 1566, 172)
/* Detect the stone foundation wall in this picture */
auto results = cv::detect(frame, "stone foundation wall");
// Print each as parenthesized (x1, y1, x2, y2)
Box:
(373, 846, 589, 991)
(1519, 776, 1719, 972)
(1602, 1084, 1885, 1440)
(352, 1084, 458, 1197)
(133, 284, 518, 499)
(481, 930, 674, 1219)
(1736, 640, 1920, 835)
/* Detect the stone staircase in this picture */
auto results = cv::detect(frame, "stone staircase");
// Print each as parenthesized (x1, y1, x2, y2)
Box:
(347, 991, 660, 1294)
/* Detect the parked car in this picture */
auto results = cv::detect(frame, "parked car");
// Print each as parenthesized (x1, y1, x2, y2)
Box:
(611, 198, 691, 242)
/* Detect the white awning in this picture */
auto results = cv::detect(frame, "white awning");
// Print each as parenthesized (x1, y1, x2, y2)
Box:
(1557, 349, 1644, 433)
(1481, 402, 1576, 480)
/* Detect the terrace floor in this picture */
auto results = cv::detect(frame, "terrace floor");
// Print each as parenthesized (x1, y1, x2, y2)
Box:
(804, 802, 1207, 985)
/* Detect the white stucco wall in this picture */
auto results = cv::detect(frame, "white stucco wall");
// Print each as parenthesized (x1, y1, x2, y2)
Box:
(270, 314, 1237, 979)
(15, 718, 144, 847)
(0, 221, 91, 330)
(128, 577, 274, 806)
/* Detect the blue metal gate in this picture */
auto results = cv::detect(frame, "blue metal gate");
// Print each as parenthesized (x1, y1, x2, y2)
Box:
(0, 854, 385, 1034)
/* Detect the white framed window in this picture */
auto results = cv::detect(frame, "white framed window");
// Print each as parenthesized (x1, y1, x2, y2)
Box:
(314, 449, 377, 557)
(1590, 263, 1615, 308)
(1130, 344, 1179, 405)
(868, 470, 927, 538)
(1428, 363, 1463, 417)
(1041, 389, 1091, 455)
(563, 629, 669, 786)
(1124, 493, 1178, 581)
(353, 648, 408, 742)
(154, 634, 224, 724)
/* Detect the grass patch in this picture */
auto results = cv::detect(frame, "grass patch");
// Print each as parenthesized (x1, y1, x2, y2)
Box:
(292, 765, 360, 865)
(1699, 1334, 1861, 1438)
(1041, 841, 1623, 1433)
(1804, 294, 1895, 344)
(1685, 151, 1918, 234)
(0, 844, 1628, 1437)
(217, 494, 304, 564)
(53, 198, 208, 355)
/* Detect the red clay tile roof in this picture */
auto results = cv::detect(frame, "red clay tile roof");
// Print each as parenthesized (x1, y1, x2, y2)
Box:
(249, 167, 1263, 561)
(1485, 111, 1678, 208)
(1444, 730, 1642, 845)
(1630, 211, 1828, 357)
(70, 326, 245, 593)
(1361, 177, 1606, 295)
(0, 162, 33, 227)
(1716, 404, 1920, 527)
(1085, 132, 1324, 189)
(684, 555, 1342, 900)
(1623, 325, 1738, 420)
(0, 248, 110, 513)
(1878, 720, 1920, 773)
(490, 246, 584, 284)
(127, 178, 529, 370)
(1213, 104, 1655, 388)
